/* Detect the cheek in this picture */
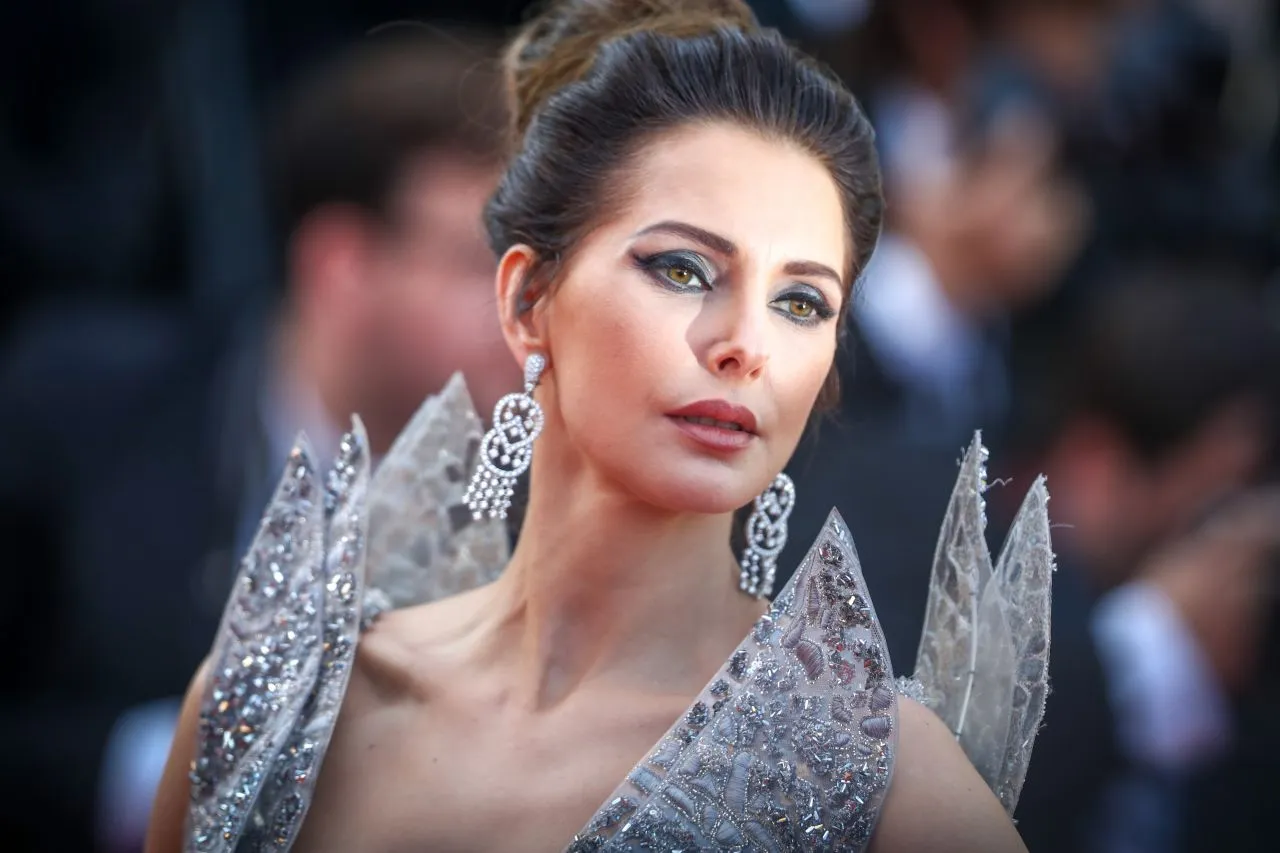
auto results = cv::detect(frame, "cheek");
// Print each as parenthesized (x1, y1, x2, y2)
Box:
(770, 331, 837, 441)
(544, 278, 701, 498)
(550, 279, 684, 414)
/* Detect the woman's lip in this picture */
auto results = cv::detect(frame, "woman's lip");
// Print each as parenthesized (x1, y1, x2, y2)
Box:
(667, 415, 756, 451)
(666, 399, 759, 434)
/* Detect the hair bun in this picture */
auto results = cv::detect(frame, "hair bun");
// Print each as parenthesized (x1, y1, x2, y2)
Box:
(504, 0, 758, 138)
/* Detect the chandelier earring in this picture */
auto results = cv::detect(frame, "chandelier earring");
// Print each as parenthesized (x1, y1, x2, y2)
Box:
(739, 472, 795, 599)
(464, 353, 547, 521)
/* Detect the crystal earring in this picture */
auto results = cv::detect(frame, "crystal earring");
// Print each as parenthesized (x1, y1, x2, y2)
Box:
(464, 353, 547, 521)
(739, 472, 796, 599)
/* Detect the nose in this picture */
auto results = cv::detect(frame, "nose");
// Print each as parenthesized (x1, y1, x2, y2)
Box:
(705, 297, 769, 381)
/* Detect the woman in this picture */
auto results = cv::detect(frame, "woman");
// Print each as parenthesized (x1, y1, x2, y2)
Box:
(147, 1, 1043, 850)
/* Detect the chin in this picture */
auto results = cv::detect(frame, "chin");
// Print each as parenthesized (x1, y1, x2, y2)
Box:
(624, 457, 767, 516)
(571, 418, 781, 516)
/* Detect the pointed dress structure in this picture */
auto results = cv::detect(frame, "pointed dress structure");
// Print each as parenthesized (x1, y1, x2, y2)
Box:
(184, 375, 1054, 852)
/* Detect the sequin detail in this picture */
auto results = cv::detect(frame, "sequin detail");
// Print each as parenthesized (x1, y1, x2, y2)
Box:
(238, 429, 371, 850)
(187, 442, 326, 852)
(568, 511, 898, 852)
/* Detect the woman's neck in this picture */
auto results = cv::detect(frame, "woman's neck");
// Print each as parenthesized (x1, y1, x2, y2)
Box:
(481, 458, 767, 711)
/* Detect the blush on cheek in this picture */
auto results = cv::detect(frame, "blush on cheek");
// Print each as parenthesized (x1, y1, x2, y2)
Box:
(545, 275, 671, 462)
(556, 277, 653, 377)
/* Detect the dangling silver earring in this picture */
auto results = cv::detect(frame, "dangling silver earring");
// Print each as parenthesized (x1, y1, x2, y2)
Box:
(464, 353, 547, 521)
(739, 472, 795, 599)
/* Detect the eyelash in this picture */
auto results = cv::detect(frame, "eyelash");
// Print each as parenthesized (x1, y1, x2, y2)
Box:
(632, 250, 838, 327)
(776, 287, 837, 326)
(633, 250, 712, 293)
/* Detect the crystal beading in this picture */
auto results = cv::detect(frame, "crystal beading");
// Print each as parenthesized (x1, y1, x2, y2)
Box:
(463, 353, 546, 521)
(570, 511, 899, 852)
(739, 472, 796, 598)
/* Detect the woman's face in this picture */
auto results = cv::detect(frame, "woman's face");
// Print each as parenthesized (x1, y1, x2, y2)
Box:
(524, 122, 849, 514)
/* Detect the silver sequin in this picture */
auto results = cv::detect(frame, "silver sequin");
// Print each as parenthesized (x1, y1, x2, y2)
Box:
(569, 512, 898, 853)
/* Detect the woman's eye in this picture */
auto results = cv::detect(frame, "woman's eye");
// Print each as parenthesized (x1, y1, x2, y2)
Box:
(661, 262, 704, 288)
(773, 290, 834, 324)
(784, 298, 816, 319)
(633, 250, 714, 293)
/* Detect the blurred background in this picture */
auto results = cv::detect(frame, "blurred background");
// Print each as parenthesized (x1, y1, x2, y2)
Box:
(2, 1, 1277, 851)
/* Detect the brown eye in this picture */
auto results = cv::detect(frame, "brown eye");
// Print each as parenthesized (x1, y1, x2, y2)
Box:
(786, 298, 816, 318)
(664, 264, 696, 286)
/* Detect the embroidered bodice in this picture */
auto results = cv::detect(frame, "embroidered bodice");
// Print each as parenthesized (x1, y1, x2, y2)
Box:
(183, 375, 1053, 852)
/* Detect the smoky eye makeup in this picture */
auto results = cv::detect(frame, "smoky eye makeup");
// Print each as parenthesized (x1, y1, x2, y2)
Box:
(771, 283, 838, 326)
(630, 249, 716, 293)
(629, 247, 840, 327)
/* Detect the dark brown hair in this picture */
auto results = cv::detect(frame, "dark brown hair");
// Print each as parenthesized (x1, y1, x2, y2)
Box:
(484, 0, 884, 408)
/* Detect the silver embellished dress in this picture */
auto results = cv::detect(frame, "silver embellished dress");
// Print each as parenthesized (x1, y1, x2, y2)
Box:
(185, 375, 1054, 852)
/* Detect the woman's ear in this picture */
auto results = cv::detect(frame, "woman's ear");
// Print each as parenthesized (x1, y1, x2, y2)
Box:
(495, 244, 552, 365)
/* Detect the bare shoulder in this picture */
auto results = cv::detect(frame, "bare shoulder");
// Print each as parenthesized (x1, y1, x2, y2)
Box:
(868, 697, 1028, 853)
(348, 607, 430, 704)
(344, 586, 491, 706)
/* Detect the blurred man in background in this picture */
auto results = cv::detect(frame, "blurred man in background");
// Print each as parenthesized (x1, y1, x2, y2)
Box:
(1007, 258, 1280, 853)
(827, 0, 1096, 445)
(0, 26, 512, 852)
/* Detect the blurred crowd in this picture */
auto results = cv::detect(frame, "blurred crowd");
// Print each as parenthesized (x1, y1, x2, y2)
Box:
(2, 1, 1277, 852)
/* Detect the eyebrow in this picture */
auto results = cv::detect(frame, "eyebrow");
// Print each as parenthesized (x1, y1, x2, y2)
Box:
(634, 220, 737, 257)
(633, 219, 845, 289)
(782, 260, 844, 290)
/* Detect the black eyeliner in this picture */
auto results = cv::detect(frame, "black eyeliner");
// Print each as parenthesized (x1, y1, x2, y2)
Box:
(775, 284, 837, 324)
(630, 249, 714, 292)
(631, 250, 838, 326)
